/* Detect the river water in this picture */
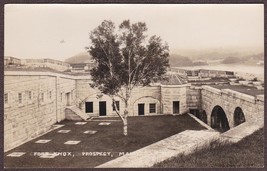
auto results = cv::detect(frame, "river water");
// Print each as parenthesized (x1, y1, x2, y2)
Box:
(176, 64, 264, 76)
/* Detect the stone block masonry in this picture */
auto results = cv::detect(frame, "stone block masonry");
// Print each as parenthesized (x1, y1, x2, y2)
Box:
(4, 71, 77, 151)
(76, 79, 189, 117)
(186, 86, 202, 109)
(201, 86, 264, 128)
(161, 85, 189, 115)
(4, 70, 264, 152)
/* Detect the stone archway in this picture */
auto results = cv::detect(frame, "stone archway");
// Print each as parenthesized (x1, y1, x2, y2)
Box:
(234, 107, 246, 127)
(211, 105, 230, 132)
(133, 96, 160, 116)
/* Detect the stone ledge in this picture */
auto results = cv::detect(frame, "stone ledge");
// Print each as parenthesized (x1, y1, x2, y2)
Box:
(221, 89, 255, 103)
(5, 71, 91, 80)
(96, 130, 219, 168)
(188, 113, 213, 130)
(202, 86, 222, 95)
(161, 83, 191, 88)
(256, 95, 264, 102)
(221, 122, 263, 143)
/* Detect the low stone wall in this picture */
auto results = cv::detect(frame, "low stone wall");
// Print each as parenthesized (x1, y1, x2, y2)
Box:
(97, 130, 220, 168)
(201, 86, 264, 128)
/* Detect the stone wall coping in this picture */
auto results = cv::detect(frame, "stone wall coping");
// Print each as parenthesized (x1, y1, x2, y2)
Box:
(202, 86, 221, 95)
(256, 95, 264, 102)
(221, 89, 256, 103)
(160, 83, 191, 88)
(189, 86, 203, 90)
(4, 70, 91, 80)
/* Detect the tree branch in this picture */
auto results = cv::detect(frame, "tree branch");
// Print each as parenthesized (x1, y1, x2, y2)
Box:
(111, 96, 125, 122)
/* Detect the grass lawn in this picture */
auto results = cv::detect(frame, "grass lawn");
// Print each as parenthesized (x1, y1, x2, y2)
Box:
(154, 128, 264, 168)
(5, 114, 205, 168)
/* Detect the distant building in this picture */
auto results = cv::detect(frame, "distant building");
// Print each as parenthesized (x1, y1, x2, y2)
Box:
(22, 58, 70, 72)
(4, 56, 22, 66)
(68, 58, 96, 73)
(69, 63, 95, 73)
(172, 68, 234, 79)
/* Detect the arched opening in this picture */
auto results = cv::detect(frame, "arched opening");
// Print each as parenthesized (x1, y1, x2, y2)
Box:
(189, 109, 207, 124)
(133, 96, 160, 116)
(211, 105, 230, 132)
(234, 107, 245, 126)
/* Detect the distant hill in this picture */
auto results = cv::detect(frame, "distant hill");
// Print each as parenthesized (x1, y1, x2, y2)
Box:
(221, 57, 241, 64)
(65, 52, 92, 64)
(169, 54, 193, 67)
(171, 47, 263, 61)
(169, 54, 208, 67)
(221, 52, 264, 65)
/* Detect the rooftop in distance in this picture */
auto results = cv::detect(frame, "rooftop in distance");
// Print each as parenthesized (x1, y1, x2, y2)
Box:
(210, 85, 264, 97)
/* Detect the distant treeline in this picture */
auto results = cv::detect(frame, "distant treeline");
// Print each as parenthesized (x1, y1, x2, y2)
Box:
(169, 54, 208, 67)
(221, 57, 240, 64)
(169, 52, 264, 67)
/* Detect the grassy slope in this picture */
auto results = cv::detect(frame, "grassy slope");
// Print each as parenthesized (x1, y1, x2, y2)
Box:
(154, 128, 264, 168)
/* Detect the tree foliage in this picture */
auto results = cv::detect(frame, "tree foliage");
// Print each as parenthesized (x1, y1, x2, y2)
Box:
(87, 20, 169, 135)
(88, 20, 169, 96)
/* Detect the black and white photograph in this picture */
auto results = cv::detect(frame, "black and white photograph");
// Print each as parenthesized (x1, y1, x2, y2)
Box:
(3, 3, 264, 168)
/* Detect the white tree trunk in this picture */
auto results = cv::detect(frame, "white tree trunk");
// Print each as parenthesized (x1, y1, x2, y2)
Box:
(123, 117, 128, 136)
(123, 101, 129, 136)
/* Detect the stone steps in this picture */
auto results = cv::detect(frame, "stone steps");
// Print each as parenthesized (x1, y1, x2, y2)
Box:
(65, 106, 90, 121)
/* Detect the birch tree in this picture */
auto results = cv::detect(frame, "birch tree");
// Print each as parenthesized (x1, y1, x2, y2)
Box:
(87, 20, 169, 136)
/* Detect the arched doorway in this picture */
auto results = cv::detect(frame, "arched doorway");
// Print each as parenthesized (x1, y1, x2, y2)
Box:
(234, 107, 245, 126)
(211, 105, 230, 132)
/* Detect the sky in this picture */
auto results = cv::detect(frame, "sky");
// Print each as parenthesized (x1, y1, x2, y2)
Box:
(4, 4, 264, 61)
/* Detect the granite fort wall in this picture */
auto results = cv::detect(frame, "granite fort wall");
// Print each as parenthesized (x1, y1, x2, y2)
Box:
(4, 70, 209, 152)
(201, 86, 264, 128)
(4, 71, 77, 151)
(161, 85, 189, 114)
(76, 80, 189, 116)
(76, 79, 162, 116)
(186, 86, 202, 110)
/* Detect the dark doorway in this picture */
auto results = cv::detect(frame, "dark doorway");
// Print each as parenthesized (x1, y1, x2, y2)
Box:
(85, 102, 93, 113)
(211, 105, 230, 132)
(99, 101, 107, 116)
(234, 107, 245, 126)
(173, 101, 180, 114)
(66, 92, 71, 106)
(138, 103, 145, 115)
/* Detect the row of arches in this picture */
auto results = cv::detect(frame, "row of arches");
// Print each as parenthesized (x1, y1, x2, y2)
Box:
(210, 105, 245, 132)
